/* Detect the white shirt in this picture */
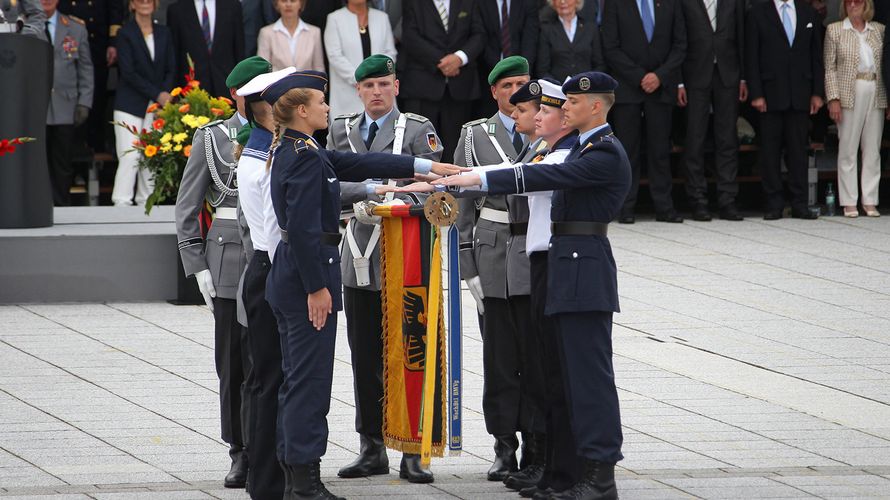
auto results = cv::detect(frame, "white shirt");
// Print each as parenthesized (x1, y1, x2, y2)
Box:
(561, 15, 578, 42)
(773, 0, 796, 40)
(524, 148, 571, 253)
(238, 141, 275, 253)
(194, 0, 216, 42)
(272, 18, 311, 61)
(145, 33, 155, 61)
(496, 0, 510, 24)
(843, 18, 876, 73)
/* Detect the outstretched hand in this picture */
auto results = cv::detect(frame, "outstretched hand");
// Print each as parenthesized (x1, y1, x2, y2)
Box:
(430, 162, 470, 176)
(394, 182, 436, 193)
(432, 173, 483, 188)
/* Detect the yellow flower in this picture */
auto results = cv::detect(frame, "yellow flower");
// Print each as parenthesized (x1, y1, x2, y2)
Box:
(173, 132, 188, 144)
(171, 87, 182, 96)
(160, 132, 172, 144)
(197, 116, 211, 126)
(181, 114, 198, 128)
(174, 144, 183, 152)
(144, 145, 158, 157)
(160, 143, 172, 153)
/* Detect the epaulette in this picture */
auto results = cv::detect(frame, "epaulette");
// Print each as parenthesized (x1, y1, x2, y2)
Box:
(600, 133, 615, 143)
(293, 138, 319, 153)
(198, 119, 224, 129)
(333, 112, 361, 122)
(461, 118, 488, 129)
(68, 15, 85, 25)
(403, 112, 430, 123)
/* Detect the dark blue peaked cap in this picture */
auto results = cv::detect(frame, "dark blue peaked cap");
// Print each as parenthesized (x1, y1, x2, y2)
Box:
(562, 71, 618, 95)
(261, 70, 329, 105)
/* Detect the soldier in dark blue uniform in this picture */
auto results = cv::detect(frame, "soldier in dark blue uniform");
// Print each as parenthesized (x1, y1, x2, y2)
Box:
(259, 71, 464, 500)
(434, 71, 630, 500)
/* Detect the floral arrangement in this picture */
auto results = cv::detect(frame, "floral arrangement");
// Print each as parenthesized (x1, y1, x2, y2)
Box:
(0, 137, 36, 156)
(117, 62, 234, 214)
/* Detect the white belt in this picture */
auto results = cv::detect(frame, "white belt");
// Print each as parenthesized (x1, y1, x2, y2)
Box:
(479, 207, 509, 224)
(215, 207, 237, 220)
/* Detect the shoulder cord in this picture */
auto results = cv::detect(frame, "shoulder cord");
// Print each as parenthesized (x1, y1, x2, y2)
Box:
(344, 116, 359, 153)
(204, 126, 238, 207)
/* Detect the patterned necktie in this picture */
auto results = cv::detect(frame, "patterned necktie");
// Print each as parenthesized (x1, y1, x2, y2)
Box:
(705, 0, 716, 31)
(511, 125, 523, 156)
(640, 0, 654, 42)
(781, 2, 794, 45)
(436, 0, 449, 31)
(202, 0, 212, 50)
(366, 121, 378, 149)
(501, 0, 510, 57)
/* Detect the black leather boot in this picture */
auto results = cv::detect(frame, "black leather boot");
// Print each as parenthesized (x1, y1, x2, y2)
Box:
(550, 460, 617, 500)
(280, 461, 296, 500)
(337, 434, 389, 478)
(399, 453, 434, 483)
(505, 433, 546, 490)
(487, 434, 519, 481)
(519, 431, 534, 470)
(224, 446, 248, 488)
(288, 460, 344, 500)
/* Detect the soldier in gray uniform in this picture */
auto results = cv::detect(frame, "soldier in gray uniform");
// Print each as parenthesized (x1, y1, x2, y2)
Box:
(327, 55, 444, 484)
(1, 0, 47, 39)
(175, 56, 271, 490)
(453, 56, 535, 481)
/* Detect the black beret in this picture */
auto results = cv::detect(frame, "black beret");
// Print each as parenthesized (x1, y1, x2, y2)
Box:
(509, 79, 543, 105)
(262, 71, 329, 105)
(562, 71, 619, 95)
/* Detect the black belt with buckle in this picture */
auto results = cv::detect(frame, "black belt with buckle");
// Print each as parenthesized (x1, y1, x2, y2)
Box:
(550, 221, 609, 237)
(280, 229, 342, 246)
(509, 222, 528, 236)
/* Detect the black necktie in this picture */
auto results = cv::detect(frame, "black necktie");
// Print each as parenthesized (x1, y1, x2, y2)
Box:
(45, 21, 52, 44)
(365, 121, 378, 149)
(511, 125, 523, 156)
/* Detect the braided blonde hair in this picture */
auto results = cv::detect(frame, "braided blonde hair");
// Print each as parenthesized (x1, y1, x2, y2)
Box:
(266, 124, 282, 171)
(234, 143, 245, 161)
(265, 88, 316, 171)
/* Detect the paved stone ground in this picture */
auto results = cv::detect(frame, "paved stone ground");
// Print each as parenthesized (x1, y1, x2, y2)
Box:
(3, 215, 890, 499)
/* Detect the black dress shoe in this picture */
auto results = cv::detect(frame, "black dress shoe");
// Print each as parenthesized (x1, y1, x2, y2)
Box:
(487, 434, 519, 481)
(655, 211, 684, 223)
(224, 448, 249, 488)
(763, 209, 783, 220)
(691, 203, 712, 221)
(399, 454, 434, 483)
(618, 208, 635, 224)
(337, 434, 389, 478)
(791, 207, 819, 219)
(719, 203, 744, 221)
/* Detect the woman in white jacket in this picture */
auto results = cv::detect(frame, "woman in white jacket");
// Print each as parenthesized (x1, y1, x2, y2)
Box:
(324, 0, 397, 118)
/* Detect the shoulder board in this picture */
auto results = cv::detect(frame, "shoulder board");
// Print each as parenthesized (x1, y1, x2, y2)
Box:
(403, 112, 430, 123)
(68, 15, 85, 25)
(293, 138, 319, 153)
(600, 134, 615, 143)
(333, 112, 361, 122)
(198, 119, 225, 130)
(461, 118, 488, 129)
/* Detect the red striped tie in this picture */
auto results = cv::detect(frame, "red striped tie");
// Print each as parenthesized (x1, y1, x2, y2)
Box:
(501, 1, 510, 57)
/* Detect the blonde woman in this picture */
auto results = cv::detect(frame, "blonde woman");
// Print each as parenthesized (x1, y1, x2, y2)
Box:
(825, 0, 886, 217)
(257, 0, 325, 71)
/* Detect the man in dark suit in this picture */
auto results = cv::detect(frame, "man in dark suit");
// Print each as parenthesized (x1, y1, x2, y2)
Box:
(676, 0, 746, 221)
(242, 0, 276, 56)
(746, 0, 823, 219)
(167, 0, 245, 99)
(399, 0, 485, 163)
(601, 0, 686, 224)
(476, 0, 539, 117)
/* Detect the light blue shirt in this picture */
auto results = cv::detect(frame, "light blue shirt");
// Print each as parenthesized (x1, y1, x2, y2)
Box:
(562, 15, 578, 43)
(498, 111, 523, 144)
(360, 109, 394, 143)
(46, 11, 58, 45)
(236, 113, 248, 126)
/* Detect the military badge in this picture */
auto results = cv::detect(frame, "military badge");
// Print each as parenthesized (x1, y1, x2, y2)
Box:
(386, 59, 394, 73)
(579, 77, 591, 91)
(426, 133, 438, 152)
(323, 83, 328, 94)
(62, 36, 78, 59)
(488, 123, 496, 134)
(529, 82, 541, 95)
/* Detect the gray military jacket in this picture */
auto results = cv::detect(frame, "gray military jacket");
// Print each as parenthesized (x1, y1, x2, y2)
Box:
(505, 138, 549, 297)
(175, 114, 246, 301)
(454, 113, 523, 300)
(46, 13, 93, 125)
(327, 108, 444, 291)
(1, 0, 47, 39)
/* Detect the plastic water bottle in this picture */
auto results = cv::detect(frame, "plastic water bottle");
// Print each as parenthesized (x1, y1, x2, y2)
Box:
(825, 182, 836, 217)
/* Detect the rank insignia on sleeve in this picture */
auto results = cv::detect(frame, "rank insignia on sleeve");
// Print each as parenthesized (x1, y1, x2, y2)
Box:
(427, 133, 438, 152)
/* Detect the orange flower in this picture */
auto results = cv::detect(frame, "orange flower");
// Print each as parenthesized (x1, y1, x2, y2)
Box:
(183, 145, 192, 157)
(152, 118, 165, 130)
(170, 87, 182, 96)
(144, 145, 158, 157)
(178, 103, 190, 114)
(132, 139, 142, 147)
(146, 103, 159, 113)
(210, 107, 224, 116)
(218, 97, 233, 105)
(188, 80, 200, 88)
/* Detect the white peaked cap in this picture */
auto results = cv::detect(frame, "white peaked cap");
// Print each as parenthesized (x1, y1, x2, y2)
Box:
(237, 67, 297, 97)
(540, 79, 567, 101)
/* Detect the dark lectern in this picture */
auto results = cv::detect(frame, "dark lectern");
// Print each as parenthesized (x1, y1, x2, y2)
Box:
(0, 34, 53, 228)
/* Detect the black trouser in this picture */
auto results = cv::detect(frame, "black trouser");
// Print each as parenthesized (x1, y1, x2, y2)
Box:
(610, 99, 675, 214)
(343, 286, 385, 437)
(510, 294, 546, 434)
(46, 124, 76, 206)
(213, 297, 250, 450)
(402, 87, 472, 163)
(684, 69, 740, 208)
(758, 110, 811, 212)
(480, 296, 523, 436)
(242, 251, 284, 499)
(85, 51, 108, 152)
(529, 252, 582, 492)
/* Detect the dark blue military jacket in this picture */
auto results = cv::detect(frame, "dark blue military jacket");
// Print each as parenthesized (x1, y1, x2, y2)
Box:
(486, 125, 631, 315)
(266, 130, 416, 313)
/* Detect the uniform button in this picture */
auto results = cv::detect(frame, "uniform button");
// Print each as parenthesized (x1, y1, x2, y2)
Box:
(548, 243, 552, 248)
(217, 236, 223, 242)
(328, 257, 334, 264)
(89, 17, 94, 22)
(88, 0, 92, 5)
(572, 252, 578, 259)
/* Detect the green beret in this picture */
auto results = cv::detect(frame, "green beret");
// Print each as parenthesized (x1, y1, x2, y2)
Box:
(487, 55, 529, 85)
(226, 56, 272, 89)
(235, 123, 254, 147)
(354, 54, 396, 82)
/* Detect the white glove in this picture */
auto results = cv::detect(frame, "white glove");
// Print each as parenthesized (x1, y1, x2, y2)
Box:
(195, 269, 217, 312)
(465, 276, 485, 314)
